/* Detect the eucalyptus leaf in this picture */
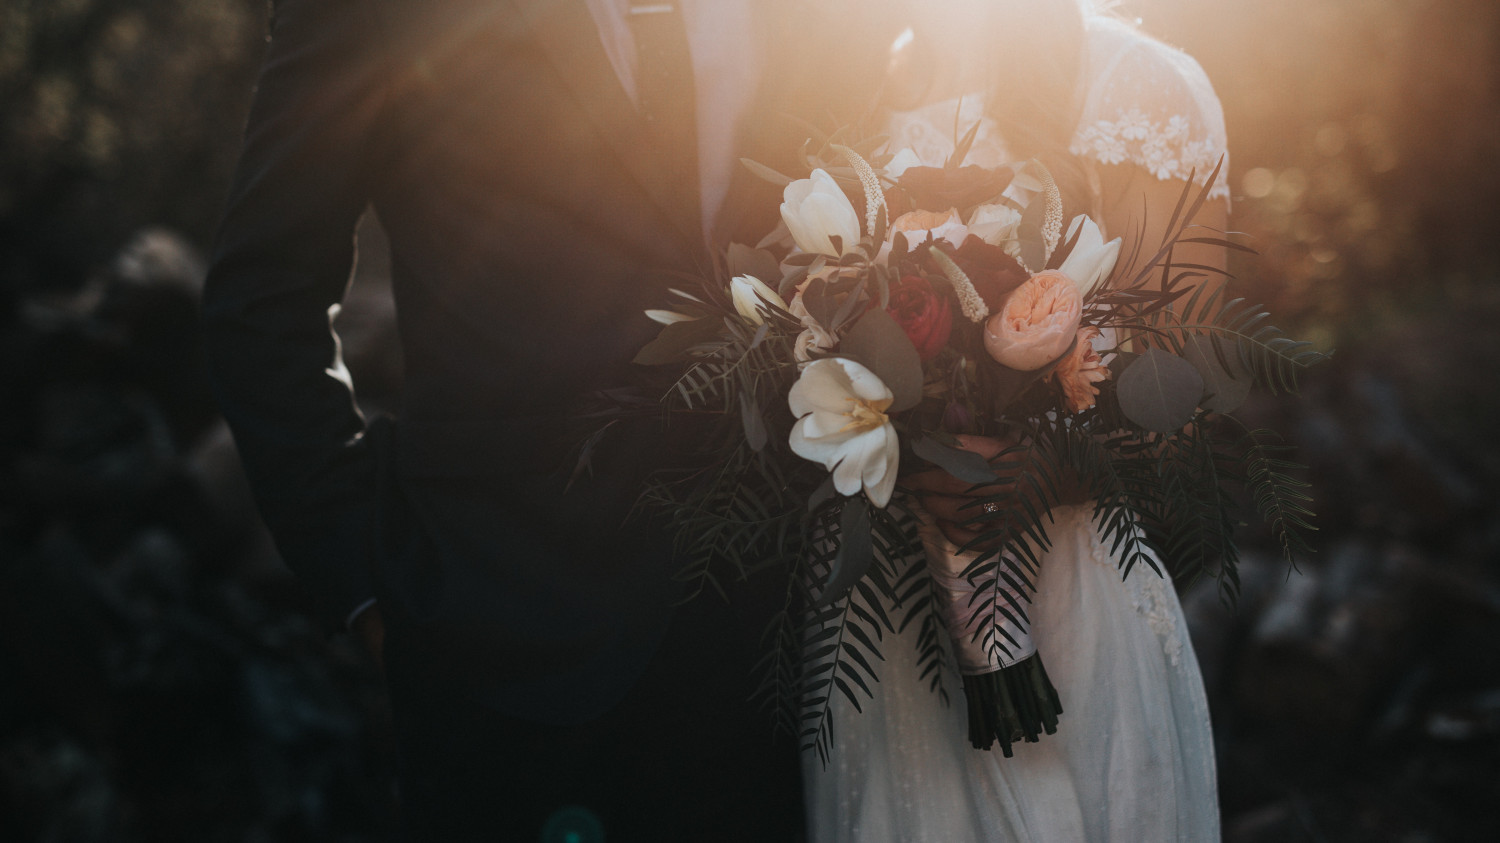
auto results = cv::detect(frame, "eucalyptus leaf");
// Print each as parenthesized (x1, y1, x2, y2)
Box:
(802, 278, 840, 332)
(813, 500, 874, 608)
(740, 157, 793, 187)
(727, 243, 782, 287)
(808, 475, 837, 513)
(828, 276, 869, 332)
(841, 308, 924, 412)
(755, 218, 791, 250)
(1108, 350, 1139, 377)
(1116, 348, 1204, 432)
(912, 435, 1001, 484)
(981, 335, 1075, 415)
(632, 316, 720, 365)
(778, 263, 811, 301)
(1182, 333, 1251, 413)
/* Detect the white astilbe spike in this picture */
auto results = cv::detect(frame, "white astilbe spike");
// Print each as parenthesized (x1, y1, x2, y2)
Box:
(929, 247, 989, 322)
(832, 143, 885, 238)
(1040, 166, 1063, 263)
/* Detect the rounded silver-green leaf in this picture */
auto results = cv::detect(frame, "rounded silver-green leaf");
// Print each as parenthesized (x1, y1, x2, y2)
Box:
(1117, 348, 1204, 432)
(841, 308, 924, 412)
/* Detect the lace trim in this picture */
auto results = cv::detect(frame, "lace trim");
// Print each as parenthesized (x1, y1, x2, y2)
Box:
(1070, 109, 1230, 200)
(1081, 508, 1184, 667)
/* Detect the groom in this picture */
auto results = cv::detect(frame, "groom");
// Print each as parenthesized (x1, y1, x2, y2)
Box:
(203, 0, 889, 838)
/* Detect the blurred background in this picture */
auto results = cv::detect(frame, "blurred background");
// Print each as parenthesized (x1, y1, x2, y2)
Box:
(1, 0, 1497, 839)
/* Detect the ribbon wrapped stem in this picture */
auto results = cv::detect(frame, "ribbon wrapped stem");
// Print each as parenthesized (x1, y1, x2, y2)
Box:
(919, 505, 1064, 754)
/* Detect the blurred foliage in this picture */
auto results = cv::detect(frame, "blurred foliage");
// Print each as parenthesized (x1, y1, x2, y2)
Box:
(1127, 0, 1500, 339)
(0, 0, 265, 300)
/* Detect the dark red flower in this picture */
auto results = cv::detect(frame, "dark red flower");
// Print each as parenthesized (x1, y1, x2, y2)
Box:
(887, 275, 954, 362)
(949, 236, 1030, 312)
(892, 165, 1015, 214)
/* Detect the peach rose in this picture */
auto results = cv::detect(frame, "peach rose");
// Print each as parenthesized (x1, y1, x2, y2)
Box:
(1051, 326, 1110, 412)
(982, 270, 1083, 371)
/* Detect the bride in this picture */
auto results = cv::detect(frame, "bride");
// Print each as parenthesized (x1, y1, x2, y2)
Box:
(802, 1, 1230, 840)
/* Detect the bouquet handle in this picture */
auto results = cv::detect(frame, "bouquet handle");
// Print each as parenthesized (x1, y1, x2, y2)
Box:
(916, 505, 1063, 755)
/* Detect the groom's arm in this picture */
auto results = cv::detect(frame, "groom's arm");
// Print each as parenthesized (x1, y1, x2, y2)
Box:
(202, 0, 391, 625)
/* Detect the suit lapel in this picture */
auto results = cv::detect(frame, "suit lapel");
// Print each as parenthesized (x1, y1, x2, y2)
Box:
(508, 0, 704, 255)
(710, 0, 896, 249)
(710, 0, 805, 250)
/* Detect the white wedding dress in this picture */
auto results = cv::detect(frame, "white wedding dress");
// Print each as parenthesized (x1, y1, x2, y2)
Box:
(803, 15, 1228, 843)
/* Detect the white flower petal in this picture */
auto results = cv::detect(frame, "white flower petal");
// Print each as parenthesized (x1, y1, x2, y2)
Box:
(729, 274, 785, 325)
(829, 435, 872, 497)
(781, 169, 860, 257)
(1058, 215, 1122, 296)
(839, 359, 894, 404)
(645, 309, 696, 325)
(863, 425, 901, 507)
(800, 408, 853, 440)
(884, 147, 922, 179)
(785, 358, 900, 508)
(801, 194, 860, 254)
(969, 203, 1023, 247)
(789, 417, 853, 464)
(788, 358, 850, 417)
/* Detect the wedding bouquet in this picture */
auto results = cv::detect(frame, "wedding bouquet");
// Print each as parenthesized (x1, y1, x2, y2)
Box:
(625, 128, 1325, 760)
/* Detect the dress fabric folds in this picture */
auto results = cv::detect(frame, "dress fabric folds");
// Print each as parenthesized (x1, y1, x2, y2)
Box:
(802, 506, 1219, 842)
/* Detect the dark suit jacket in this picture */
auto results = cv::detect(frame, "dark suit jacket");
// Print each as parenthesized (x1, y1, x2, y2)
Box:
(203, 0, 892, 724)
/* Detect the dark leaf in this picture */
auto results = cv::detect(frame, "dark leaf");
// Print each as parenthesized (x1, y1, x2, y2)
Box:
(808, 475, 837, 512)
(740, 157, 793, 186)
(726, 243, 782, 287)
(1182, 333, 1251, 413)
(740, 390, 768, 452)
(632, 316, 721, 365)
(564, 420, 617, 494)
(802, 277, 841, 330)
(1116, 348, 1204, 432)
(812, 500, 874, 608)
(841, 308, 924, 412)
(912, 435, 1001, 484)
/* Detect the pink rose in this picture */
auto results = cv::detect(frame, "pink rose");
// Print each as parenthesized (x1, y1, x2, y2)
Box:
(1051, 326, 1110, 412)
(886, 275, 954, 362)
(982, 270, 1083, 371)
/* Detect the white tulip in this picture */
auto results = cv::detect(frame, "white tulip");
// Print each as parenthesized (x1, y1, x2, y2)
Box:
(780, 168, 861, 257)
(1057, 214, 1122, 296)
(788, 358, 900, 507)
(729, 274, 787, 325)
